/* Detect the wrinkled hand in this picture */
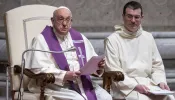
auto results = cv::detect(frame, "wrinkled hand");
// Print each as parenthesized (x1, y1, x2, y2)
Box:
(97, 58, 105, 75)
(134, 84, 150, 94)
(64, 71, 81, 81)
(159, 82, 170, 90)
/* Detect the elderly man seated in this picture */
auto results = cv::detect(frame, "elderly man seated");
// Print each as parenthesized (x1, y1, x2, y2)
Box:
(26, 6, 112, 100)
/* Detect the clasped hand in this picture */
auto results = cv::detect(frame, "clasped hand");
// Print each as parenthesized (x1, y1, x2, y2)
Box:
(159, 82, 170, 90)
(134, 84, 150, 94)
(64, 71, 81, 81)
(134, 82, 170, 95)
(64, 58, 105, 81)
(96, 58, 105, 75)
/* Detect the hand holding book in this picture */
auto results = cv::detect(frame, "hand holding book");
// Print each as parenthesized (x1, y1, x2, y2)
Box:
(148, 85, 174, 95)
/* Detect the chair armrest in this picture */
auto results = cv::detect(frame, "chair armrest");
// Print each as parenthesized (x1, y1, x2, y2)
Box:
(14, 65, 55, 100)
(14, 65, 55, 84)
(102, 71, 124, 93)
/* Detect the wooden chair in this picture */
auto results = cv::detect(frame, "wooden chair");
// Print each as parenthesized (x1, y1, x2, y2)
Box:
(103, 71, 124, 93)
(4, 4, 57, 100)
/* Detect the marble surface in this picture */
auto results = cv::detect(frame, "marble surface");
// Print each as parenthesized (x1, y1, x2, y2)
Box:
(0, 0, 175, 32)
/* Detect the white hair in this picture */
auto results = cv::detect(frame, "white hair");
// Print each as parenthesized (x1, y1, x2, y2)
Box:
(57, 6, 71, 12)
(53, 6, 72, 17)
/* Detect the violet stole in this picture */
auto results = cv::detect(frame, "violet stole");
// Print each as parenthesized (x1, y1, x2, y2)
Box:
(41, 26, 97, 100)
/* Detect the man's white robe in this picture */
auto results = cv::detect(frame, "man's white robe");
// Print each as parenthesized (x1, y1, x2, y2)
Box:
(26, 31, 112, 100)
(105, 25, 175, 100)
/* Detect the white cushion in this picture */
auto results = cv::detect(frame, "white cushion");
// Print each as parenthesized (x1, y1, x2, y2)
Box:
(5, 4, 57, 93)
(5, 4, 57, 67)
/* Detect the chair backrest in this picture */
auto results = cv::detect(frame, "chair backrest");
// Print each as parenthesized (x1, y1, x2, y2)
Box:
(4, 4, 57, 91)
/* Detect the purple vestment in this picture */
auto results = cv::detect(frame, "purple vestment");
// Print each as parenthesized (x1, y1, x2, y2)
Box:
(42, 26, 97, 100)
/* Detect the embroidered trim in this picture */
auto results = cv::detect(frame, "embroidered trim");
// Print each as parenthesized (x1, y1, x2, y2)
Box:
(78, 47, 85, 66)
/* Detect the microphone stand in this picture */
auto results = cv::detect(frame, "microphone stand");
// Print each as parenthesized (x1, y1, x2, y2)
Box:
(19, 46, 76, 100)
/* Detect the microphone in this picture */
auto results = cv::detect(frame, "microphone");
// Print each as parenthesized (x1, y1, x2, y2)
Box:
(22, 46, 76, 58)
(18, 46, 76, 100)
(21, 46, 76, 68)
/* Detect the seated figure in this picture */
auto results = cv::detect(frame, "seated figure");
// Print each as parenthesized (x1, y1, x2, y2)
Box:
(104, 1, 175, 100)
(26, 6, 112, 100)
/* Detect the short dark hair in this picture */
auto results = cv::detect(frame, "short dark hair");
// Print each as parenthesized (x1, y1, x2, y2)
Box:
(123, 1, 143, 15)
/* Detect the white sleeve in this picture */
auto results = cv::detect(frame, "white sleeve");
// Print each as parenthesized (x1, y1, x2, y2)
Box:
(105, 38, 138, 96)
(25, 34, 67, 86)
(151, 37, 167, 84)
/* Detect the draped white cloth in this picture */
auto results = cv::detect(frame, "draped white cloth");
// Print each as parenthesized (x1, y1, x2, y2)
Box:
(105, 25, 175, 100)
(25, 31, 112, 100)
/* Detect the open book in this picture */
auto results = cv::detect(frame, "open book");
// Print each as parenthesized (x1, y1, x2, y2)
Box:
(80, 55, 104, 75)
(148, 86, 174, 95)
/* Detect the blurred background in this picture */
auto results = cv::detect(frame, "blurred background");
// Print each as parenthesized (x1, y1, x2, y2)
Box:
(0, 0, 175, 99)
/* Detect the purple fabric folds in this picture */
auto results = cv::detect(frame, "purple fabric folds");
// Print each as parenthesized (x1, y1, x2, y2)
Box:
(42, 26, 97, 100)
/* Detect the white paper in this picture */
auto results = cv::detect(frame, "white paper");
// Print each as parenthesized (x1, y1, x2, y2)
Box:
(80, 55, 104, 75)
(149, 90, 174, 95)
(148, 86, 174, 95)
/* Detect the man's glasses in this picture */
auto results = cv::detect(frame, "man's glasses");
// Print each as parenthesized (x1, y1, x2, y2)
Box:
(54, 17, 72, 24)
